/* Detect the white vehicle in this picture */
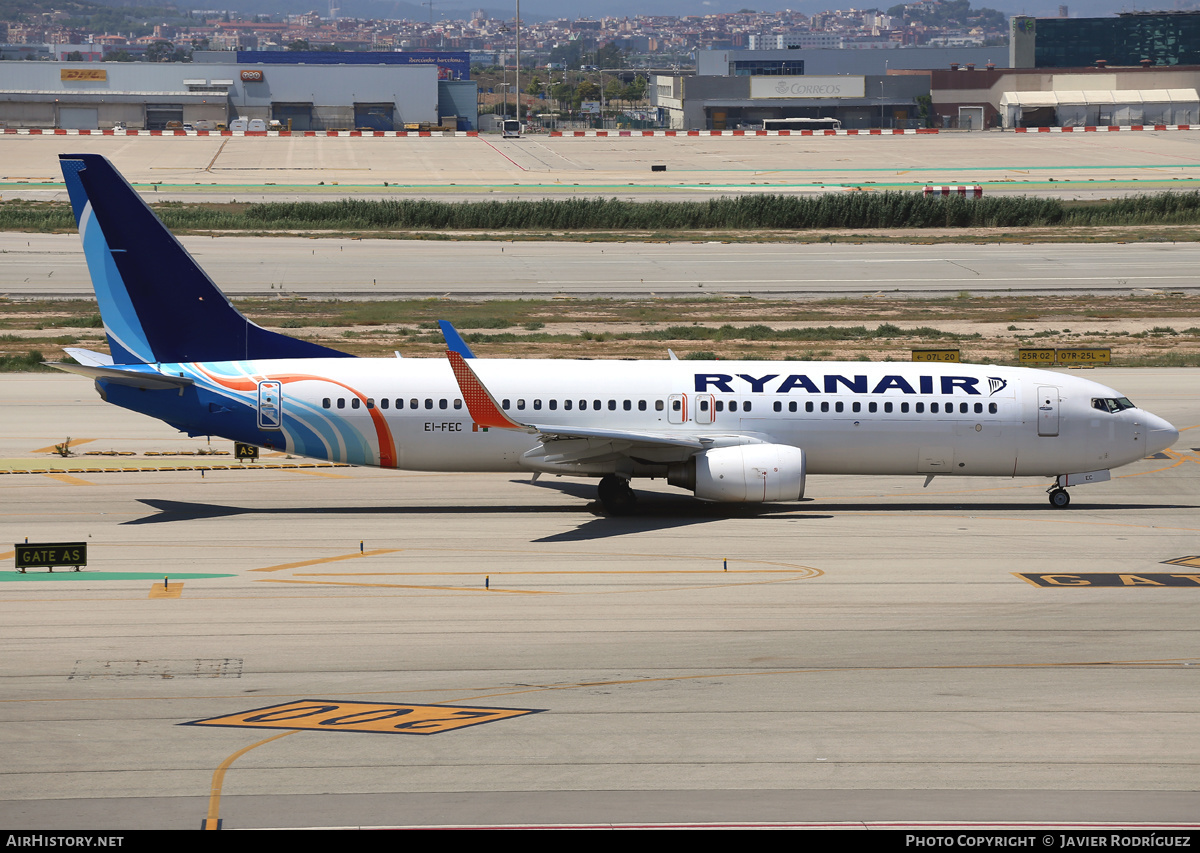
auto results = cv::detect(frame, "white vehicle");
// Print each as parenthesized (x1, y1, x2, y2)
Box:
(247, 119, 267, 132)
(54, 154, 1179, 514)
(228, 118, 249, 132)
(501, 118, 521, 137)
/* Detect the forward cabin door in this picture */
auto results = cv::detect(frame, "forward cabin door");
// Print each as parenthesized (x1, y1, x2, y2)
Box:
(668, 393, 688, 424)
(1037, 386, 1060, 437)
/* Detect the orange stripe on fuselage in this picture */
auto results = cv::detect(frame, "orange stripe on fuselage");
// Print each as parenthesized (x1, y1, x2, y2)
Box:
(195, 366, 397, 469)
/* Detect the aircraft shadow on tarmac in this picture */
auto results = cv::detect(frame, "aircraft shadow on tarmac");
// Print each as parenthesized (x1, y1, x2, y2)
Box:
(125, 481, 1193, 543)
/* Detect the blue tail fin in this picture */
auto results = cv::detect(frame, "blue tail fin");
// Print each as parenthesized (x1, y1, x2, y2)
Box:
(59, 154, 352, 364)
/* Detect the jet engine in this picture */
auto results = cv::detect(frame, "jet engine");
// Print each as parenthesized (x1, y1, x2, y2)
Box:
(669, 444, 806, 503)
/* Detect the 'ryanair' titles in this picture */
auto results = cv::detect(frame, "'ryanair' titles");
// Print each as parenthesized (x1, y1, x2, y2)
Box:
(694, 373, 1009, 396)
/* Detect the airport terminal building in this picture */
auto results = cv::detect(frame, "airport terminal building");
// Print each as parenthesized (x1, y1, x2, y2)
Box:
(0, 50, 477, 131)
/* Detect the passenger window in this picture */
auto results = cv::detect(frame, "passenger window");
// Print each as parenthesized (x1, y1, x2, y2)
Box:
(716, 400, 724, 412)
(852, 401, 861, 413)
(773, 401, 782, 413)
(352, 398, 361, 409)
(533, 399, 542, 410)
(900, 402, 909, 413)
(806, 401, 814, 413)
(579, 400, 587, 410)
(638, 400, 647, 411)
(565, 400, 573, 411)
(789, 401, 797, 413)
(989, 403, 998, 414)
(820, 401, 829, 413)
(366, 398, 375, 409)
(931, 403, 939, 414)
(624, 400, 632, 411)
(730, 400, 738, 412)
(608, 400, 616, 411)
(594, 400, 601, 410)
(380, 398, 389, 410)
(884, 402, 893, 413)
(322, 398, 331, 409)
(916, 402, 924, 413)
(974, 402, 982, 414)
(337, 398, 346, 409)
(410, 399, 418, 410)
(425, 399, 433, 410)
(439, 399, 448, 410)
(744, 401, 752, 412)
(835, 401, 844, 413)
(700, 399, 710, 412)
(549, 399, 557, 410)
(656, 400, 664, 411)
(960, 402, 969, 414)
(869, 402, 877, 413)
(454, 399, 462, 410)
(503, 399, 511, 409)
(517, 399, 526, 410)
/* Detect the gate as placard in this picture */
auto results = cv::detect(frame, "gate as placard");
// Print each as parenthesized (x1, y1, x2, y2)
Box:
(257, 380, 283, 430)
(1037, 386, 1060, 437)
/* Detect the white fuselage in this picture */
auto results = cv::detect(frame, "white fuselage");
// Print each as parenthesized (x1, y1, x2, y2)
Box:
(148, 358, 1178, 482)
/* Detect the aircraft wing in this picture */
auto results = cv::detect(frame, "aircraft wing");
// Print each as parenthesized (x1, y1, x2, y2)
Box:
(445, 350, 763, 464)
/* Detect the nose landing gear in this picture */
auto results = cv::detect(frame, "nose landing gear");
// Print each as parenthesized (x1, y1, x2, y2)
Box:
(1048, 487, 1071, 508)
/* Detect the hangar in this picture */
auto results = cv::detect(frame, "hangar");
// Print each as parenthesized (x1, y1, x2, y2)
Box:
(0, 50, 476, 131)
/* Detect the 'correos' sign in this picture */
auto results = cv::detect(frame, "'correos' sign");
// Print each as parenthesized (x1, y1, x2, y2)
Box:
(750, 76, 865, 99)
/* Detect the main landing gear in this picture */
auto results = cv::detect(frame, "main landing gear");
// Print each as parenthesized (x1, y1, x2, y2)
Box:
(1047, 487, 1071, 508)
(598, 474, 637, 516)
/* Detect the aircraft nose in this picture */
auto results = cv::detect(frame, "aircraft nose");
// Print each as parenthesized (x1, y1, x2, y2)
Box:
(1144, 412, 1179, 455)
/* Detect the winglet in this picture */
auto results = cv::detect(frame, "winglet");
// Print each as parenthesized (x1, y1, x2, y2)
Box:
(446, 350, 527, 430)
(439, 321, 476, 359)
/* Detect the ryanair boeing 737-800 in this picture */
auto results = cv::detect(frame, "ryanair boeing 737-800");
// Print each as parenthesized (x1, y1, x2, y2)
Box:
(53, 154, 1178, 514)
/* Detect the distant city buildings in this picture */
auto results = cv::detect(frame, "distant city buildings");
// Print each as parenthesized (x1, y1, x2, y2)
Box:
(0, 6, 1010, 67)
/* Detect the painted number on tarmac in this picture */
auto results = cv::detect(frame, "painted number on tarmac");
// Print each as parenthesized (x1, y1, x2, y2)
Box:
(1016, 572, 1200, 587)
(185, 699, 543, 735)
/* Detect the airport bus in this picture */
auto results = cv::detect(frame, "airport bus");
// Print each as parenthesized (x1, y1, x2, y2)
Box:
(762, 117, 842, 131)
(501, 119, 521, 138)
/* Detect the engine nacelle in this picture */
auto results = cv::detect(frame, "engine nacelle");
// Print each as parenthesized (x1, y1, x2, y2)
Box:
(682, 444, 806, 503)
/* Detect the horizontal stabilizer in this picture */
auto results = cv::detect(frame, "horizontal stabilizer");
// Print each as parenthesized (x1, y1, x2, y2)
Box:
(48, 361, 194, 391)
(63, 347, 114, 367)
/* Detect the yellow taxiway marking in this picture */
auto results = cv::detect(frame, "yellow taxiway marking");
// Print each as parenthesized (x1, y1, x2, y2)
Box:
(30, 438, 95, 454)
(205, 730, 297, 830)
(149, 582, 183, 598)
(250, 548, 401, 573)
(291, 469, 351, 478)
(294, 566, 820, 577)
(257, 578, 553, 594)
(41, 472, 94, 486)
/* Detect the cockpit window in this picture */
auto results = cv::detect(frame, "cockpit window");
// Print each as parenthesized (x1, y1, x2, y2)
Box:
(1092, 397, 1136, 413)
